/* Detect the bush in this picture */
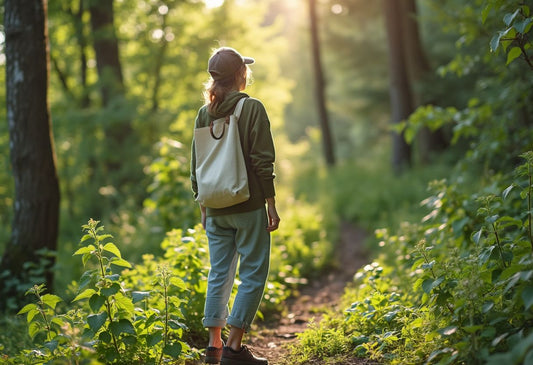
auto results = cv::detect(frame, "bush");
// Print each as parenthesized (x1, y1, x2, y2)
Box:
(290, 152, 533, 364)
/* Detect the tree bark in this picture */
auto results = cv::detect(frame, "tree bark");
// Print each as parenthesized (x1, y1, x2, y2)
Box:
(402, 0, 448, 163)
(1, 0, 60, 308)
(383, 0, 413, 174)
(89, 0, 135, 192)
(309, 0, 335, 167)
(89, 0, 124, 106)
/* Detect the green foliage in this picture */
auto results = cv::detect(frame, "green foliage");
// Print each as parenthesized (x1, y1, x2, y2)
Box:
(487, 1, 533, 67)
(6, 220, 194, 364)
(4, 197, 336, 361)
(290, 152, 533, 365)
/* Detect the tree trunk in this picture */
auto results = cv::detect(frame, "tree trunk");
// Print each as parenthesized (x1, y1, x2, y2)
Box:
(89, 0, 135, 193)
(309, 0, 335, 167)
(1, 0, 60, 309)
(383, 0, 413, 174)
(89, 0, 124, 106)
(402, 0, 448, 163)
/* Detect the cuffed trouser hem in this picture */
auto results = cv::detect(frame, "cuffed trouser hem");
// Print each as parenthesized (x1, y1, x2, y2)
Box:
(203, 317, 227, 328)
(227, 316, 251, 332)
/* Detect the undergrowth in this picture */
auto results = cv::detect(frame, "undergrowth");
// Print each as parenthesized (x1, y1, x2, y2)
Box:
(287, 152, 533, 365)
(1, 194, 334, 363)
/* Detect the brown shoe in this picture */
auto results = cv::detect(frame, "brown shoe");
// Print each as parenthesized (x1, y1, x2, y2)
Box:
(205, 343, 223, 364)
(220, 345, 268, 365)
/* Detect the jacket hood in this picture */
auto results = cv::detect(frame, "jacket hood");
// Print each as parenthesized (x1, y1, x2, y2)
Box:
(208, 91, 249, 119)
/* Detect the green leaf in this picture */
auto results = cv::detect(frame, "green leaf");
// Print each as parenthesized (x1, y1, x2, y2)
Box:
(463, 325, 483, 334)
(521, 286, 533, 310)
(122, 335, 137, 345)
(473, 228, 483, 244)
(82, 253, 92, 266)
(28, 321, 42, 339)
(486, 215, 499, 224)
(482, 4, 493, 24)
(41, 294, 62, 310)
(491, 32, 502, 52)
(99, 330, 112, 343)
(80, 234, 93, 243)
(147, 331, 163, 346)
(114, 293, 135, 313)
(87, 312, 107, 332)
(422, 278, 435, 294)
(73, 245, 95, 256)
(44, 340, 58, 353)
(109, 319, 135, 337)
(110, 258, 132, 268)
(26, 309, 40, 323)
(102, 243, 121, 258)
(97, 234, 113, 241)
(106, 274, 120, 282)
(18, 303, 38, 315)
(481, 327, 496, 338)
(502, 184, 514, 200)
(132, 291, 151, 303)
(482, 301, 494, 313)
(168, 319, 186, 330)
(170, 277, 187, 290)
(506, 47, 522, 65)
(504, 9, 521, 26)
(438, 326, 457, 336)
(163, 342, 182, 357)
(72, 289, 97, 302)
(78, 270, 94, 291)
(101, 283, 121, 298)
(89, 294, 106, 312)
(514, 18, 533, 33)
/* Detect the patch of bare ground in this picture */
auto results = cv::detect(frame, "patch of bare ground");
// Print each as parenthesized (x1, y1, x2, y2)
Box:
(246, 221, 372, 365)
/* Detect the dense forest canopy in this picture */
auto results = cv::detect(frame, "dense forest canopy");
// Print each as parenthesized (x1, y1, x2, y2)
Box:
(1, 0, 533, 363)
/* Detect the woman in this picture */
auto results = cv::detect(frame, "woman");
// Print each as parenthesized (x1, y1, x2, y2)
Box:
(191, 47, 280, 365)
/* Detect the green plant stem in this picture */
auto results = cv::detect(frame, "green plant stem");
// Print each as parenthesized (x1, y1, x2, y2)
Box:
(491, 223, 507, 268)
(527, 163, 533, 253)
(96, 241, 121, 356)
(158, 278, 169, 365)
(35, 291, 52, 342)
(421, 248, 454, 315)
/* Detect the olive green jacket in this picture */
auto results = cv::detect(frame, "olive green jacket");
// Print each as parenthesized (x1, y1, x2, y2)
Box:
(191, 91, 276, 216)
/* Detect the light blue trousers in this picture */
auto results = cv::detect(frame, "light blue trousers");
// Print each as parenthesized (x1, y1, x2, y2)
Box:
(203, 208, 271, 332)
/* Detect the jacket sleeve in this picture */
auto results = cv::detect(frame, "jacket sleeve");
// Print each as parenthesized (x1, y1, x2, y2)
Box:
(248, 100, 276, 198)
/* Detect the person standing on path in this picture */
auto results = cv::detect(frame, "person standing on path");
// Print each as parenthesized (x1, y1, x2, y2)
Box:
(191, 47, 280, 365)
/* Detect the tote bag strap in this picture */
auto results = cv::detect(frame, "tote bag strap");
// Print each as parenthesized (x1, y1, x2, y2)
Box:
(208, 97, 247, 140)
(233, 97, 247, 120)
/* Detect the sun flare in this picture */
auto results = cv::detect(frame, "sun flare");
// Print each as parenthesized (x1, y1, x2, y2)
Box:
(204, 0, 224, 9)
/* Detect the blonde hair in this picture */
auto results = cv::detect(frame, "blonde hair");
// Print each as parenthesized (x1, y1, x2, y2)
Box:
(203, 65, 251, 113)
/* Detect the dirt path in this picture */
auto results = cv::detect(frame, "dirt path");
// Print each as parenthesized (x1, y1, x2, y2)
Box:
(247, 222, 370, 365)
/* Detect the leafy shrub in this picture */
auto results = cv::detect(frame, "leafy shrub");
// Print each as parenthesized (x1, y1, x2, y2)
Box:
(291, 152, 533, 364)
(6, 219, 195, 364)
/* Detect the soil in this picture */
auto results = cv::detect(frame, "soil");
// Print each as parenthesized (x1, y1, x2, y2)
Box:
(246, 221, 371, 365)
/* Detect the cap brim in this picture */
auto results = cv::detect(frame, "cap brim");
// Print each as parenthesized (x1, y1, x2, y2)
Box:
(243, 57, 255, 65)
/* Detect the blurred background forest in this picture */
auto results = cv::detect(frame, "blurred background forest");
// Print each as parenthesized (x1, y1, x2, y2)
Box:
(1, 0, 533, 364)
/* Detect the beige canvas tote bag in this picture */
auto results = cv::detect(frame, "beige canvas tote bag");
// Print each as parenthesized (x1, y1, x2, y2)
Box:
(194, 97, 250, 208)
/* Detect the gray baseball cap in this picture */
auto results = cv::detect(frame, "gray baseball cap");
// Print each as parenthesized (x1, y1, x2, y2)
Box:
(208, 47, 255, 80)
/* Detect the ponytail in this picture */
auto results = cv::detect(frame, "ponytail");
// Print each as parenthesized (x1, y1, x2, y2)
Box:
(204, 65, 249, 113)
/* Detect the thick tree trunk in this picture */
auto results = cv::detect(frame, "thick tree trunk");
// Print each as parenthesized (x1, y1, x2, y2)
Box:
(1, 0, 60, 309)
(309, 0, 335, 167)
(384, 0, 413, 174)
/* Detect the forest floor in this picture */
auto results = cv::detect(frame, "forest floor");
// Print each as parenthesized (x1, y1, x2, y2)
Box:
(246, 221, 373, 365)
